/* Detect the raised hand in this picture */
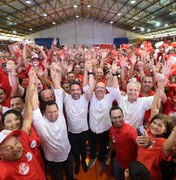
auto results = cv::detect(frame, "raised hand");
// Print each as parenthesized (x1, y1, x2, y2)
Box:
(120, 56, 128, 68)
(130, 54, 137, 65)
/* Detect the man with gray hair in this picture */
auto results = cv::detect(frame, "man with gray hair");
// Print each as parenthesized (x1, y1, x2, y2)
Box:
(114, 81, 155, 128)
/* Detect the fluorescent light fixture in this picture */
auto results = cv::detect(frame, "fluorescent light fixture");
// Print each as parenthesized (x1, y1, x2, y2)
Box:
(141, 27, 144, 31)
(130, 1, 136, 4)
(73, 4, 77, 8)
(117, 13, 121, 16)
(87, 4, 91, 8)
(110, 21, 113, 24)
(132, 26, 136, 30)
(43, 13, 47, 17)
(76, 15, 79, 18)
(165, 23, 168, 27)
(52, 22, 56, 24)
(26, 0, 31, 4)
(156, 22, 160, 27)
(29, 28, 32, 31)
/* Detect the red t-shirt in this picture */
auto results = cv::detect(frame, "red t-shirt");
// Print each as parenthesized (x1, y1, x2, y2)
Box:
(137, 130, 171, 180)
(163, 98, 176, 115)
(29, 126, 45, 172)
(0, 130, 46, 180)
(139, 90, 155, 123)
(0, 70, 12, 97)
(109, 123, 137, 168)
(1, 97, 10, 107)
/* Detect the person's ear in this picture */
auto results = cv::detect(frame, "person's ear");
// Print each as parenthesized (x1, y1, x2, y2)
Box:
(124, 169, 130, 180)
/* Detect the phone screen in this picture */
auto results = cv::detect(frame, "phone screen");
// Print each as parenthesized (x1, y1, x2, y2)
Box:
(137, 125, 144, 136)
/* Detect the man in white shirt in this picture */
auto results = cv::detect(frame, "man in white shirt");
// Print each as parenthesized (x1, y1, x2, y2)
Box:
(63, 62, 94, 175)
(114, 80, 163, 128)
(32, 63, 74, 180)
(87, 65, 119, 172)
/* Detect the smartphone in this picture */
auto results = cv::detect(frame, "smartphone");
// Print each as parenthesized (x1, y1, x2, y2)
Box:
(137, 125, 145, 136)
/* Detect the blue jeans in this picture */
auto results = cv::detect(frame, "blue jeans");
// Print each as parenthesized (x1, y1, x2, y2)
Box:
(113, 159, 125, 180)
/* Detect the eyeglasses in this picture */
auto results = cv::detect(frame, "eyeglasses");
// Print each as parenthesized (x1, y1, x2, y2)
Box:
(111, 115, 123, 120)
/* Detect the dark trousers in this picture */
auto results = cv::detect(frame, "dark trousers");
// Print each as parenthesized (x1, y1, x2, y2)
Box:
(47, 152, 74, 180)
(89, 129, 109, 162)
(113, 159, 125, 180)
(68, 130, 88, 165)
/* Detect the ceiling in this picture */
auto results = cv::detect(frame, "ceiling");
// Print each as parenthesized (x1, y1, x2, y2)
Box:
(0, 0, 176, 38)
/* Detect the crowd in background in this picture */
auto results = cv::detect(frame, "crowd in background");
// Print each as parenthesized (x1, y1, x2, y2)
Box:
(0, 38, 176, 180)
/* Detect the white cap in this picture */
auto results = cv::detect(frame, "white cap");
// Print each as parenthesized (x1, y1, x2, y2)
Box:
(0, 130, 21, 144)
(0, 130, 13, 144)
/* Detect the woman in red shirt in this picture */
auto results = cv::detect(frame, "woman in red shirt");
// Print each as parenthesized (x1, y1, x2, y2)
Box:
(136, 114, 176, 180)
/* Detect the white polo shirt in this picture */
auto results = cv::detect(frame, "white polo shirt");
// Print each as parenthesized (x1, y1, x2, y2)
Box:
(32, 108, 70, 162)
(89, 88, 117, 134)
(32, 88, 71, 162)
(115, 88, 154, 128)
(64, 94, 89, 133)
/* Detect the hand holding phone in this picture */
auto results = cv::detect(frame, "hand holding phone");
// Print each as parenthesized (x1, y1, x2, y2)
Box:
(137, 125, 145, 136)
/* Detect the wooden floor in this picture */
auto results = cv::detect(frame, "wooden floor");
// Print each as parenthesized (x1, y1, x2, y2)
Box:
(74, 158, 115, 180)
(47, 157, 115, 180)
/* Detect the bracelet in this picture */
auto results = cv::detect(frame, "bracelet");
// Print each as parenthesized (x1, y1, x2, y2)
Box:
(112, 73, 119, 76)
(88, 72, 94, 75)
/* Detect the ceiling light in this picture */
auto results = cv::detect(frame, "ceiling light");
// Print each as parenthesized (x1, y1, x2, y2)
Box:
(29, 28, 32, 31)
(26, 0, 31, 4)
(132, 26, 136, 30)
(73, 4, 77, 8)
(13, 30, 17, 34)
(165, 23, 168, 27)
(169, 10, 176, 15)
(141, 27, 144, 31)
(156, 22, 160, 27)
(52, 21, 56, 25)
(110, 21, 113, 24)
(43, 13, 47, 17)
(147, 29, 150, 32)
(130, 1, 136, 4)
(117, 13, 121, 16)
(76, 15, 79, 18)
(87, 4, 91, 8)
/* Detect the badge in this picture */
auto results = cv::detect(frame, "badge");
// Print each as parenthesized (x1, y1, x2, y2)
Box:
(19, 162, 30, 175)
(26, 152, 32, 161)
(30, 140, 37, 148)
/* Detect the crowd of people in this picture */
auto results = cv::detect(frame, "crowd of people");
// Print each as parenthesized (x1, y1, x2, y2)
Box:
(0, 38, 176, 180)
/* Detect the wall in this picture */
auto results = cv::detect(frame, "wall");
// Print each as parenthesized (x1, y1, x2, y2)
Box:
(26, 19, 144, 45)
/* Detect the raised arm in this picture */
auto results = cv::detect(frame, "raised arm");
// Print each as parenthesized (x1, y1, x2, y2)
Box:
(149, 88, 162, 120)
(83, 61, 95, 90)
(22, 68, 37, 134)
(163, 126, 176, 157)
(111, 64, 120, 89)
(6, 60, 18, 97)
(83, 61, 94, 101)
(22, 45, 29, 68)
(50, 62, 62, 89)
